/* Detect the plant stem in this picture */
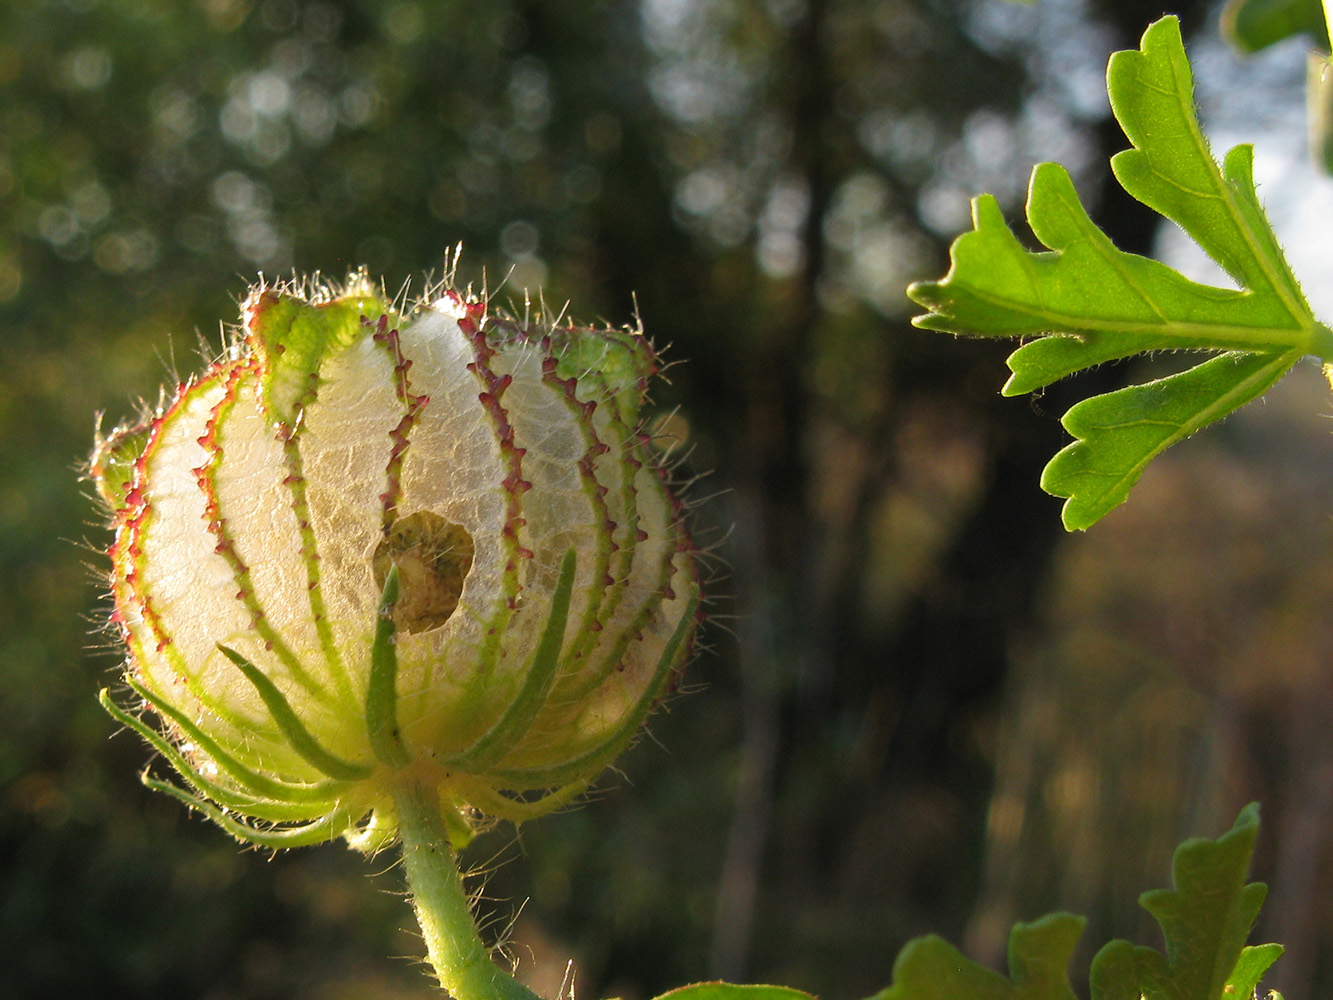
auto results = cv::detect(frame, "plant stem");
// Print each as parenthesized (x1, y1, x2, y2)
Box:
(393, 779, 543, 1000)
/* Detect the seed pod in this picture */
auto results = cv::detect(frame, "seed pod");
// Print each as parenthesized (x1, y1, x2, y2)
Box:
(93, 275, 700, 849)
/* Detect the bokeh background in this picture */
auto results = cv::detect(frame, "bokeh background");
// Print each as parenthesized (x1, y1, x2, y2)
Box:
(6, 0, 1333, 997)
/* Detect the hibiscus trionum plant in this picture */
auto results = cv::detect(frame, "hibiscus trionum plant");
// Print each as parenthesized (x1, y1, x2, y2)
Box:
(92, 273, 699, 999)
(86, 11, 1316, 998)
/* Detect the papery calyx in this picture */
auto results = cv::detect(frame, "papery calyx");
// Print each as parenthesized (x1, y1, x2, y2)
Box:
(93, 272, 700, 850)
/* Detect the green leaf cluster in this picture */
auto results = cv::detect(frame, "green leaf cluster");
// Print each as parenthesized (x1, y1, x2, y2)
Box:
(659, 809, 1277, 1000)
(868, 806, 1280, 1000)
(909, 16, 1333, 530)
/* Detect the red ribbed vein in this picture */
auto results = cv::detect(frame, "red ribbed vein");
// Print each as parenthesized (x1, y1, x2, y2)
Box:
(193, 359, 327, 700)
(615, 436, 689, 650)
(655, 458, 703, 696)
(589, 384, 643, 656)
(458, 305, 532, 681)
(460, 310, 532, 594)
(541, 344, 615, 669)
(372, 314, 430, 531)
(115, 371, 251, 725)
(114, 386, 189, 663)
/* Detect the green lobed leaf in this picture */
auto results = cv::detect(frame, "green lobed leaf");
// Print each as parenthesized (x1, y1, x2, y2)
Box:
(868, 807, 1278, 1000)
(914, 166, 1304, 376)
(907, 16, 1333, 530)
(1220, 0, 1328, 53)
(868, 913, 1085, 1000)
(1089, 804, 1277, 1000)
(1042, 348, 1301, 530)
(1226, 944, 1285, 1000)
(1107, 28, 1300, 301)
(652, 985, 816, 1000)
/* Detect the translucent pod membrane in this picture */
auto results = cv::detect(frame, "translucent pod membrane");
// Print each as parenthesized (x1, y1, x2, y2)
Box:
(93, 274, 700, 849)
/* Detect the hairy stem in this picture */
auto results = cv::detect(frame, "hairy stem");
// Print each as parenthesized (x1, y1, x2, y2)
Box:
(393, 779, 542, 1000)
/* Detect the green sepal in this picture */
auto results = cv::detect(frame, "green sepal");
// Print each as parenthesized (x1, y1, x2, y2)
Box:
(491, 592, 698, 788)
(546, 327, 655, 404)
(218, 644, 373, 782)
(1221, 0, 1328, 53)
(124, 676, 345, 803)
(142, 773, 356, 848)
(1089, 804, 1276, 1000)
(459, 777, 591, 825)
(365, 565, 411, 769)
(342, 808, 400, 855)
(868, 913, 1085, 1000)
(90, 420, 151, 513)
(246, 284, 389, 426)
(100, 688, 340, 822)
(439, 800, 479, 851)
(447, 549, 577, 772)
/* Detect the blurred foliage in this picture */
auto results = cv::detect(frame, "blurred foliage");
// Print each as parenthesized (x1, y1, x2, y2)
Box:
(7, 1, 1316, 999)
(969, 362, 1333, 998)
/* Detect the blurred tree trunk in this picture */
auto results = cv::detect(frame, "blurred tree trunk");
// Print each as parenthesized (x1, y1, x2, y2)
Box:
(703, 0, 1219, 989)
(710, 0, 831, 979)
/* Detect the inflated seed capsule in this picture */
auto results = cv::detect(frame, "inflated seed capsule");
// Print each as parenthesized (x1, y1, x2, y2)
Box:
(92, 274, 700, 850)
